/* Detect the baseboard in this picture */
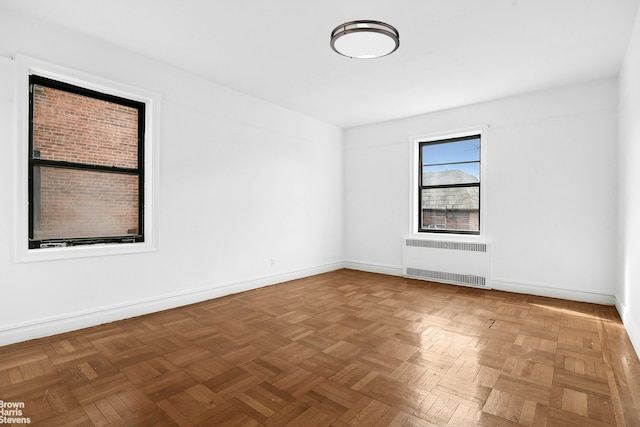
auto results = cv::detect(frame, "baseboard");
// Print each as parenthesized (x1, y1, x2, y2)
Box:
(492, 278, 615, 305)
(0, 263, 623, 347)
(615, 299, 640, 359)
(343, 264, 615, 307)
(0, 261, 345, 347)
(344, 260, 403, 277)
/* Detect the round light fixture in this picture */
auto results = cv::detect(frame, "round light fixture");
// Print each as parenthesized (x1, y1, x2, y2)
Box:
(330, 20, 400, 59)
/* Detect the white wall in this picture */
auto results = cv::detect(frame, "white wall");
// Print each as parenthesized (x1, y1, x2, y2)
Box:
(618, 7, 640, 355)
(0, 10, 343, 345)
(344, 79, 619, 304)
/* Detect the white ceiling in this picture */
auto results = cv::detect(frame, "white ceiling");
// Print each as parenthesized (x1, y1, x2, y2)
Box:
(2, 0, 639, 128)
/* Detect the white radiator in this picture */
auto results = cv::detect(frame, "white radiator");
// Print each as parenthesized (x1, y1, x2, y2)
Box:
(402, 239, 491, 288)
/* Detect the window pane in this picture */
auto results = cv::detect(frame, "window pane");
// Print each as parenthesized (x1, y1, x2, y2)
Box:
(34, 167, 139, 240)
(421, 187, 479, 232)
(32, 84, 139, 168)
(422, 163, 480, 185)
(422, 137, 480, 165)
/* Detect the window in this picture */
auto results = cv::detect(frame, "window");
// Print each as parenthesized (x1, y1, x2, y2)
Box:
(418, 134, 481, 234)
(15, 56, 158, 261)
(28, 75, 145, 249)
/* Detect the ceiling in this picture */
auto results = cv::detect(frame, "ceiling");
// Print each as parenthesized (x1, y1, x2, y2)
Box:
(2, 0, 639, 128)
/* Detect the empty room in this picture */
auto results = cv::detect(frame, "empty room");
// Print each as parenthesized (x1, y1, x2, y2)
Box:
(1, 1, 640, 425)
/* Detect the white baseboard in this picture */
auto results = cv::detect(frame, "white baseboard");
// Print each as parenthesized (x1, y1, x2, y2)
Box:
(1, 263, 626, 348)
(615, 299, 640, 359)
(343, 263, 616, 306)
(492, 279, 615, 305)
(344, 260, 403, 277)
(0, 261, 345, 347)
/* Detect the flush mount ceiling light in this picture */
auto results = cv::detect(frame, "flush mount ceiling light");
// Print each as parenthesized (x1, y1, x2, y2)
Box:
(330, 20, 400, 59)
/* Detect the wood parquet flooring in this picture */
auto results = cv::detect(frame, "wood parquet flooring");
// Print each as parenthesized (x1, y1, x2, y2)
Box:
(1, 269, 639, 426)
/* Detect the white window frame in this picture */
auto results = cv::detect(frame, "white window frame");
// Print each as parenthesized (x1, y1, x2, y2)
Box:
(409, 125, 488, 240)
(14, 55, 160, 262)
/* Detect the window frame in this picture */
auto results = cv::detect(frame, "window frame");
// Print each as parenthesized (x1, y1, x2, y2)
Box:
(410, 127, 487, 238)
(418, 134, 481, 235)
(28, 75, 146, 249)
(14, 55, 160, 262)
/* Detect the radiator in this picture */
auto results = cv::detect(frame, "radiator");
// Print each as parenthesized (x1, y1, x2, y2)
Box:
(402, 239, 491, 288)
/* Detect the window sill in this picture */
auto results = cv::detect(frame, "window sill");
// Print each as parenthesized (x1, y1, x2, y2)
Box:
(16, 241, 158, 263)
(405, 233, 487, 244)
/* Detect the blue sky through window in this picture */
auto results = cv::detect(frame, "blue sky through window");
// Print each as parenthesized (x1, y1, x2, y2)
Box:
(422, 136, 480, 180)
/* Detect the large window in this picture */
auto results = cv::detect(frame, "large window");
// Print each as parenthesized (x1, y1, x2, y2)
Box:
(28, 75, 145, 249)
(418, 134, 481, 234)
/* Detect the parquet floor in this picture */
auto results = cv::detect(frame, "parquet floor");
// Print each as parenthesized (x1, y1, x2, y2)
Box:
(1, 269, 639, 426)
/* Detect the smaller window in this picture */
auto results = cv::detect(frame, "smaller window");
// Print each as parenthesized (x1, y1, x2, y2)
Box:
(418, 134, 481, 234)
(28, 75, 145, 249)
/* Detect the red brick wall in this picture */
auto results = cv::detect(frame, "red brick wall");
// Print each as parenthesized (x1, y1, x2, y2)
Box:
(32, 84, 140, 239)
(422, 210, 479, 232)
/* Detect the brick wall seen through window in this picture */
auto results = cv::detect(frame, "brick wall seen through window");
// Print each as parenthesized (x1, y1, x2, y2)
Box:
(30, 77, 144, 247)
